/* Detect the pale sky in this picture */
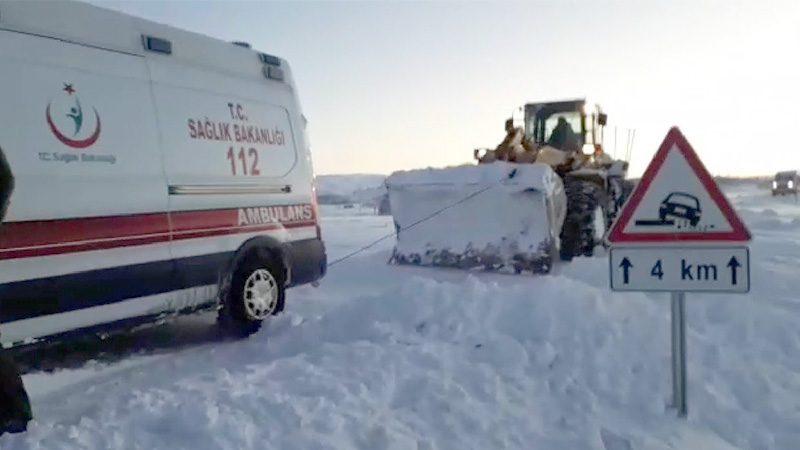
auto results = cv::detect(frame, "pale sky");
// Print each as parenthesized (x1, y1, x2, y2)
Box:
(89, 0, 800, 178)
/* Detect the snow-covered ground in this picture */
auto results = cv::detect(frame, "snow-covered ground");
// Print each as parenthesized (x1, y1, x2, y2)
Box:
(3, 183, 800, 450)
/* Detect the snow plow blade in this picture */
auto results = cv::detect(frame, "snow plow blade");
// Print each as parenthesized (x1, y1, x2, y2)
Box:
(385, 162, 567, 274)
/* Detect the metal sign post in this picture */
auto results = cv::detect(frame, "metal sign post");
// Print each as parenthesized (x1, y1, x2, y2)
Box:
(606, 127, 752, 419)
(671, 292, 687, 417)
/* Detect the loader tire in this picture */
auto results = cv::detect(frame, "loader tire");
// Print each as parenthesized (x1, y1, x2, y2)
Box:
(622, 179, 635, 201)
(560, 177, 607, 261)
(607, 178, 635, 228)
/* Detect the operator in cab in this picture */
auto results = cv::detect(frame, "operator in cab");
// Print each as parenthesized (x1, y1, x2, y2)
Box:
(548, 116, 581, 153)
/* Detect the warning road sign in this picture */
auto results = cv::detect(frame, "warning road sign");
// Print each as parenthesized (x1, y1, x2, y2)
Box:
(608, 127, 751, 243)
(605, 126, 752, 420)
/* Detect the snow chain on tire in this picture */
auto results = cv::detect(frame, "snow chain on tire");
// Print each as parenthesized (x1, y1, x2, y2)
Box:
(559, 176, 608, 261)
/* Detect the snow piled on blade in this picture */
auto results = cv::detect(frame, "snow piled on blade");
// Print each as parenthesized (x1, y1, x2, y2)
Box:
(385, 162, 566, 273)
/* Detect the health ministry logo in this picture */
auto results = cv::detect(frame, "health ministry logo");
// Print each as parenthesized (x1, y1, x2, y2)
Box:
(45, 83, 102, 149)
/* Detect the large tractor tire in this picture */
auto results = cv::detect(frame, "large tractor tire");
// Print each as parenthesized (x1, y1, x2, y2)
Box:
(622, 179, 636, 200)
(605, 177, 636, 229)
(618, 179, 636, 214)
(559, 176, 608, 261)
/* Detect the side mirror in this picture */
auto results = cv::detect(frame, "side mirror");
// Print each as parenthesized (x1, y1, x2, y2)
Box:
(598, 113, 608, 126)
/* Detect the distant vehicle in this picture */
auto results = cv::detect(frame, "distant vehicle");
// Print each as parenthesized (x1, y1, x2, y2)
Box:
(0, 0, 327, 348)
(659, 192, 701, 226)
(772, 170, 798, 196)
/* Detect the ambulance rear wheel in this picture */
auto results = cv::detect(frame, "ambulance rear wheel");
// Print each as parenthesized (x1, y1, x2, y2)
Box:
(218, 250, 286, 338)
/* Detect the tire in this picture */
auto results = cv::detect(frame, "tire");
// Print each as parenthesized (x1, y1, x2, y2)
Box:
(607, 178, 634, 228)
(217, 249, 286, 338)
(620, 180, 635, 213)
(560, 176, 607, 261)
(621, 179, 635, 200)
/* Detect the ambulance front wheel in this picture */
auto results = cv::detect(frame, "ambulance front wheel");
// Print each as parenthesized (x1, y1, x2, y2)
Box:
(218, 250, 286, 338)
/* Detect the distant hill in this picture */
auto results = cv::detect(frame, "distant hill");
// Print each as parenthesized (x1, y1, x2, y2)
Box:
(315, 174, 386, 196)
(315, 174, 387, 206)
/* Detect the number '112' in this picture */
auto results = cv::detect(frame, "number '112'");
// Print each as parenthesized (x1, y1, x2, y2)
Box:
(227, 147, 260, 176)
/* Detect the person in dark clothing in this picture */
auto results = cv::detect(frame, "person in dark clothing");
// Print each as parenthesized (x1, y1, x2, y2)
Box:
(547, 116, 581, 153)
(0, 149, 12, 221)
(0, 147, 33, 436)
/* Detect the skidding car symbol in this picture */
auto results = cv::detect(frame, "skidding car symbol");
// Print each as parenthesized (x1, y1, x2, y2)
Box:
(659, 192, 701, 227)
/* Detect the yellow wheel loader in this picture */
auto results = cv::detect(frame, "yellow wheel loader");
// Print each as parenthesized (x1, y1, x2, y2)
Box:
(385, 98, 635, 274)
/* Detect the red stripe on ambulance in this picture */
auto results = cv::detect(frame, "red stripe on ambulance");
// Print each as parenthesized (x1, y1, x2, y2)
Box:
(0, 203, 317, 260)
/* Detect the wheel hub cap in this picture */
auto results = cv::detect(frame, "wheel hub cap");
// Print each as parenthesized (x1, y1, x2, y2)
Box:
(243, 268, 278, 320)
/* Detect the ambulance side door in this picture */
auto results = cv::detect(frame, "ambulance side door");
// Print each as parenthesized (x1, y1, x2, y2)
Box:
(0, 29, 176, 329)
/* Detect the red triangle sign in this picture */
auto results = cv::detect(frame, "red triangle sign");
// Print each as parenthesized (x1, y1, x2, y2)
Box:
(607, 127, 751, 243)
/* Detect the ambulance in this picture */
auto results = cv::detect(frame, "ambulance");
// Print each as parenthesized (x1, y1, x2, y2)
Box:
(0, 0, 327, 347)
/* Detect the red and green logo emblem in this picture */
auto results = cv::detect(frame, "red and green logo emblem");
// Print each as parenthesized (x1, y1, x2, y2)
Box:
(46, 83, 102, 149)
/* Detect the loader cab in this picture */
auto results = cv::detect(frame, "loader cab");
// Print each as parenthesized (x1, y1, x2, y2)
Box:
(523, 99, 606, 155)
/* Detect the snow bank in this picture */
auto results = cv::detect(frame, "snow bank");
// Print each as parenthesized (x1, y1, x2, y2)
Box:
(384, 162, 566, 273)
(8, 268, 741, 450)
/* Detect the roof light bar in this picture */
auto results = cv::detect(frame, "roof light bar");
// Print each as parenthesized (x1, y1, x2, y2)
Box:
(259, 53, 281, 66)
(142, 35, 172, 54)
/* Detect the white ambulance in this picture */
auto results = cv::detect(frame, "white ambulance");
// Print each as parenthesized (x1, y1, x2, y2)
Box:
(0, 0, 327, 347)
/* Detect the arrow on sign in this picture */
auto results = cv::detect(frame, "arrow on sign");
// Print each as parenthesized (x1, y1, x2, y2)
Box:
(727, 256, 741, 285)
(619, 257, 633, 284)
